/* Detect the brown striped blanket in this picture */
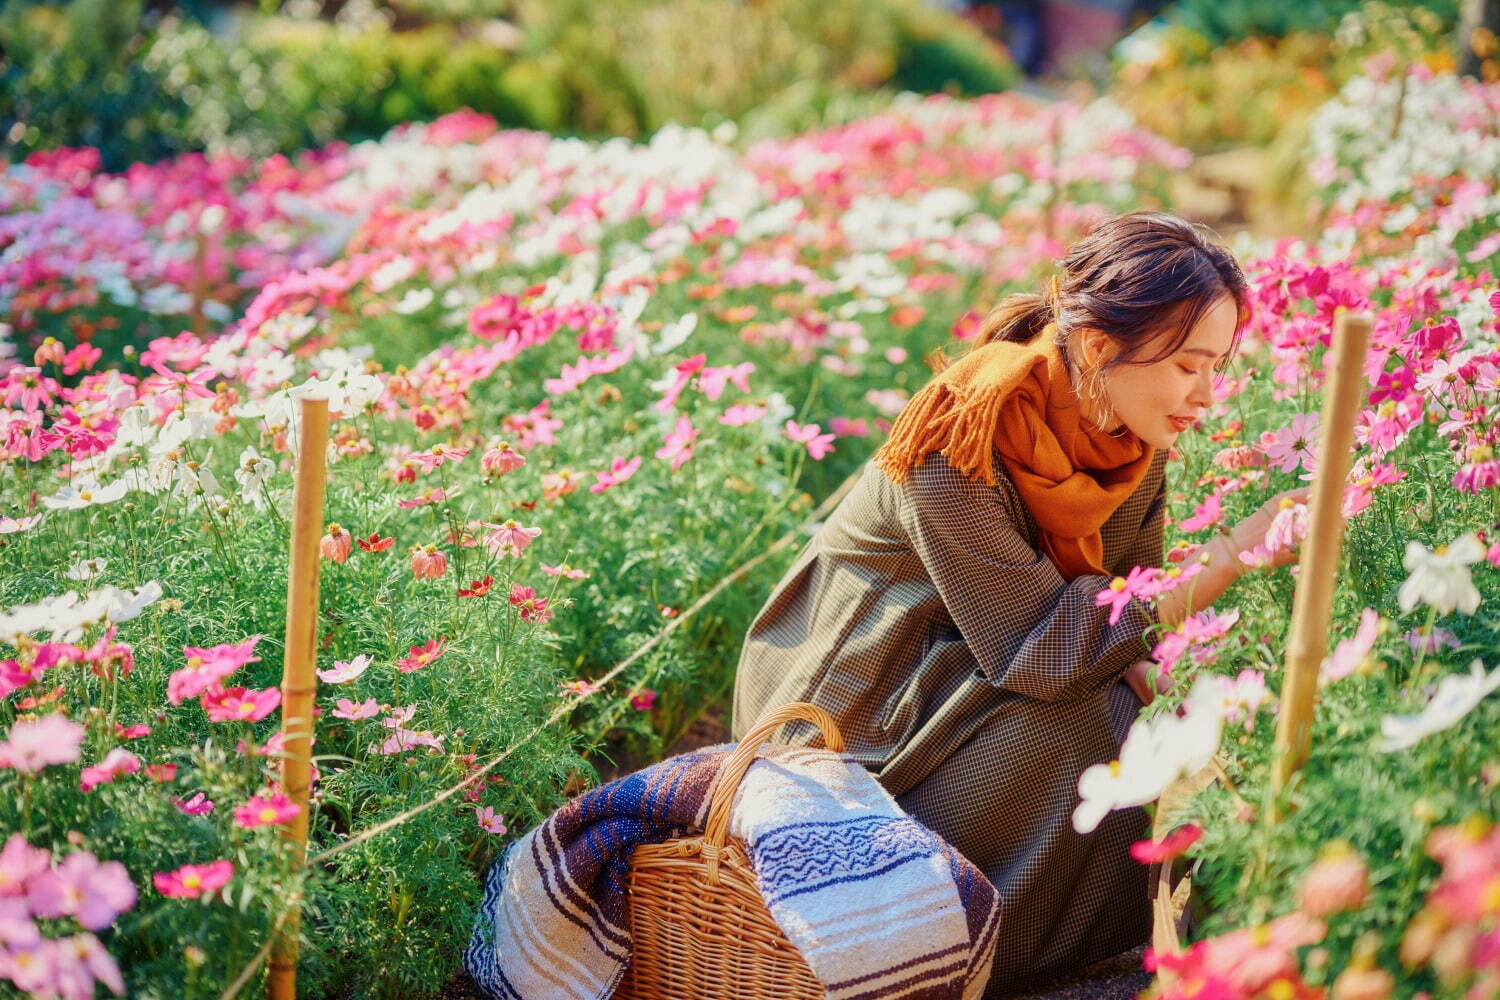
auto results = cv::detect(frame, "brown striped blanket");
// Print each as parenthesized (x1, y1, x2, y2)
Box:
(463, 742, 1001, 999)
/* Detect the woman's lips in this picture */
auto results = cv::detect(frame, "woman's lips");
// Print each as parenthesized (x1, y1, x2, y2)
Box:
(1168, 415, 1193, 432)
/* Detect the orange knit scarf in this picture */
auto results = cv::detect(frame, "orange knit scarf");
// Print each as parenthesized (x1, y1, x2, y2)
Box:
(871, 325, 1154, 579)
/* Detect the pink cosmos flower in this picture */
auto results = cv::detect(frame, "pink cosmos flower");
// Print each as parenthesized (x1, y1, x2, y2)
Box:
(561, 679, 600, 697)
(317, 654, 372, 684)
(397, 485, 454, 509)
(409, 545, 448, 579)
(411, 444, 470, 474)
(1178, 492, 1223, 533)
(79, 748, 141, 792)
(480, 441, 526, 475)
(1130, 823, 1203, 865)
(0, 715, 85, 773)
(1297, 844, 1369, 917)
(540, 563, 589, 580)
(201, 686, 281, 723)
(784, 420, 836, 459)
(509, 586, 553, 624)
(114, 724, 149, 741)
(396, 638, 447, 672)
(1321, 608, 1381, 684)
(332, 697, 381, 721)
(0, 834, 52, 896)
(1214, 670, 1271, 731)
(232, 794, 300, 829)
(319, 524, 352, 564)
(655, 415, 700, 471)
(167, 636, 262, 706)
(718, 403, 767, 426)
(153, 860, 233, 899)
(654, 353, 706, 413)
(697, 361, 755, 401)
(145, 763, 177, 783)
(630, 689, 657, 711)
(476, 806, 508, 835)
(376, 728, 444, 754)
(591, 456, 642, 494)
(25, 851, 137, 931)
(482, 519, 542, 557)
(1260, 412, 1321, 473)
(1404, 625, 1461, 655)
(172, 793, 214, 816)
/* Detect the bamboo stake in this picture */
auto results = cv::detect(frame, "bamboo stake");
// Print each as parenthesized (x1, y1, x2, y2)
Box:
(1268, 311, 1371, 815)
(268, 396, 330, 1000)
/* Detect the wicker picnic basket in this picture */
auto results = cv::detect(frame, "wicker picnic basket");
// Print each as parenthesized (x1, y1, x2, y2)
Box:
(612, 702, 844, 1000)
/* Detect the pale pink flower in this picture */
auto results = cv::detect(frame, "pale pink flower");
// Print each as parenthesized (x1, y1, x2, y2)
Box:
(1260, 412, 1321, 473)
(319, 524, 352, 564)
(718, 403, 767, 426)
(1178, 492, 1223, 533)
(332, 697, 380, 721)
(1214, 670, 1271, 730)
(482, 520, 542, 557)
(654, 353, 706, 413)
(409, 545, 448, 579)
(0, 715, 85, 773)
(697, 361, 754, 401)
(317, 654, 372, 684)
(561, 679, 600, 697)
(590, 456, 642, 494)
(784, 420, 836, 459)
(1321, 608, 1381, 684)
(0, 834, 52, 897)
(540, 563, 589, 580)
(79, 748, 141, 792)
(476, 806, 508, 835)
(1298, 843, 1370, 917)
(655, 415, 700, 471)
(480, 441, 527, 475)
(25, 851, 137, 930)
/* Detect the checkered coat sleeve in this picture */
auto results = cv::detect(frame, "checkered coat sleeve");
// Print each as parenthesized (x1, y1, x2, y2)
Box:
(731, 445, 1170, 996)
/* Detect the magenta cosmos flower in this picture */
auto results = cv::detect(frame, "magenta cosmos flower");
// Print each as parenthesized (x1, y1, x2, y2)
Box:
(232, 794, 300, 829)
(201, 686, 280, 723)
(153, 860, 234, 899)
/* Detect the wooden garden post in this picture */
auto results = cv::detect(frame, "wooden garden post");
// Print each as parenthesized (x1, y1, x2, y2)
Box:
(268, 396, 330, 999)
(1268, 311, 1371, 816)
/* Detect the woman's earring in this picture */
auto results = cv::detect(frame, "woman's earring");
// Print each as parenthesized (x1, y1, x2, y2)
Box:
(1085, 364, 1117, 428)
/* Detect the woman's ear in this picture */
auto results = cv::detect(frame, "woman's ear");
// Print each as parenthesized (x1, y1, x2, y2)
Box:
(1079, 327, 1116, 368)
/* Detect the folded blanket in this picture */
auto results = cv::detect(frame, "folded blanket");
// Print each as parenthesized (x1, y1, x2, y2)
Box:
(463, 742, 1000, 1000)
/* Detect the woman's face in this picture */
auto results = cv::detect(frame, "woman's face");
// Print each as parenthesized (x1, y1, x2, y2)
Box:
(1081, 295, 1239, 450)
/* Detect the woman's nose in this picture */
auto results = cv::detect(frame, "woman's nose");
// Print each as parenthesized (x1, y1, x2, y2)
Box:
(1188, 372, 1214, 407)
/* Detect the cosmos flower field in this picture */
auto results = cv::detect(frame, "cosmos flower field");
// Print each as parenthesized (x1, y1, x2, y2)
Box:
(1, 67, 1499, 1000)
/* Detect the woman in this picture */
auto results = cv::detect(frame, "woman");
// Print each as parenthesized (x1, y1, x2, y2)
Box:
(731, 211, 1302, 995)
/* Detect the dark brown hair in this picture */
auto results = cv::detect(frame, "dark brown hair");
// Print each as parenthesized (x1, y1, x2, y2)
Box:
(935, 210, 1250, 374)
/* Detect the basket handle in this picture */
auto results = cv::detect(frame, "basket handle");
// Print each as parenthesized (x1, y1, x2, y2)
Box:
(700, 702, 845, 885)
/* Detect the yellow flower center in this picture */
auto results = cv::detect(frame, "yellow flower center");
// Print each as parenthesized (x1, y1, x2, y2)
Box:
(80, 491, 93, 501)
(183, 873, 202, 889)
(1378, 401, 1397, 418)
(259, 807, 279, 823)
(1108, 760, 1122, 777)
(1109, 577, 1127, 592)
(1267, 979, 1296, 1000)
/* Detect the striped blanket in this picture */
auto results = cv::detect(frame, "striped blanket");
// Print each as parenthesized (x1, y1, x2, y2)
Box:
(463, 742, 1001, 999)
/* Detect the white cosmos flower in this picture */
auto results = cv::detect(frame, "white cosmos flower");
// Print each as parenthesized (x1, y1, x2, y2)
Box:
(105, 580, 163, 623)
(235, 445, 275, 509)
(1378, 659, 1500, 751)
(65, 558, 107, 581)
(42, 478, 130, 511)
(318, 654, 373, 684)
(393, 288, 434, 314)
(1398, 533, 1484, 615)
(0, 514, 43, 535)
(652, 313, 698, 355)
(1073, 675, 1225, 834)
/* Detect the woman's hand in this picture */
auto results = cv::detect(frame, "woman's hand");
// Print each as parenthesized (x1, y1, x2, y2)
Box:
(1123, 659, 1170, 706)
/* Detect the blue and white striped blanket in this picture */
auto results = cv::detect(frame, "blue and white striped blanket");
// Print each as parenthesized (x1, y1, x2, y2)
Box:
(463, 742, 1000, 999)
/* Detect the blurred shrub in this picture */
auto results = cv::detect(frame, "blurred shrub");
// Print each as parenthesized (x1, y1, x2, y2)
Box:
(1164, 0, 1460, 46)
(0, 0, 189, 168)
(1113, 1, 1458, 152)
(2, 0, 1015, 170)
